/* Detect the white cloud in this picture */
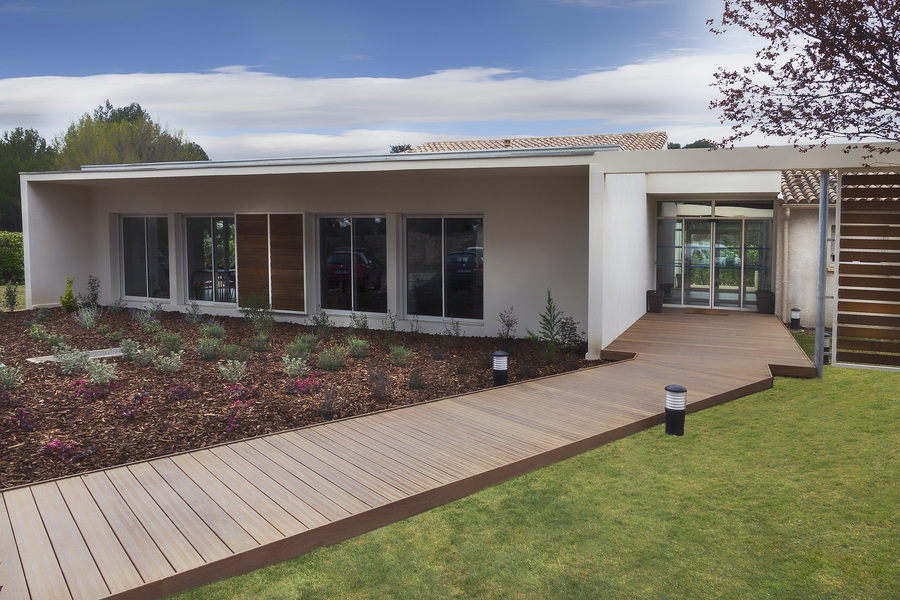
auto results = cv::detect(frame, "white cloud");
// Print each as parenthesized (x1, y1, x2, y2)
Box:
(0, 50, 764, 160)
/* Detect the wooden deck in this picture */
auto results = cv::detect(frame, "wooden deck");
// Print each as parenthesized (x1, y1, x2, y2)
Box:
(0, 310, 813, 600)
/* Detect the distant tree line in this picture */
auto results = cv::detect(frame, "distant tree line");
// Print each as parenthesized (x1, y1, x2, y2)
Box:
(667, 139, 714, 150)
(0, 100, 208, 231)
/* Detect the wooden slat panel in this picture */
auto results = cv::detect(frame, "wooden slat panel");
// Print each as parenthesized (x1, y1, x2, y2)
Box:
(836, 338, 900, 354)
(839, 238, 900, 251)
(270, 214, 304, 312)
(838, 250, 900, 263)
(838, 288, 900, 302)
(841, 200, 900, 212)
(237, 213, 270, 306)
(4, 486, 73, 600)
(837, 326, 900, 341)
(840, 188, 900, 199)
(842, 174, 900, 186)
(837, 313, 900, 328)
(838, 301, 900, 315)
(0, 493, 31, 600)
(839, 276, 900, 289)
(840, 224, 900, 238)
(836, 351, 900, 367)
(840, 212, 900, 224)
(839, 263, 900, 277)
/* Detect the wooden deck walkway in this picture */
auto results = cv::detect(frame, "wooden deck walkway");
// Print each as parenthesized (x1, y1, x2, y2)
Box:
(0, 310, 813, 600)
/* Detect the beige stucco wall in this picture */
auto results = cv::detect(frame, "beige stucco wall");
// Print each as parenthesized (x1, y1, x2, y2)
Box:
(775, 205, 836, 328)
(24, 166, 591, 339)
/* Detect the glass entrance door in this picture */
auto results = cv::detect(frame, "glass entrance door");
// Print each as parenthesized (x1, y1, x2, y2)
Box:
(657, 217, 773, 310)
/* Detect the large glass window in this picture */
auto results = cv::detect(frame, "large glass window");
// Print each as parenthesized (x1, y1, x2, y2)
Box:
(320, 217, 387, 313)
(122, 216, 169, 299)
(407, 217, 483, 320)
(186, 216, 236, 303)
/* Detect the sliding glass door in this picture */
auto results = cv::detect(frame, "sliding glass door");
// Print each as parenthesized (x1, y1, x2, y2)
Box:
(186, 216, 236, 303)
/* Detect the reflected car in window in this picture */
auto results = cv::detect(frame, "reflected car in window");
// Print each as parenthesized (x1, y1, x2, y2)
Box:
(326, 251, 382, 292)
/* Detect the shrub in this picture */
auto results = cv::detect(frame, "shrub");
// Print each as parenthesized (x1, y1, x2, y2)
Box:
(317, 347, 346, 371)
(119, 338, 141, 361)
(408, 367, 427, 389)
(107, 330, 125, 344)
(248, 332, 272, 352)
(35, 308, 52, 321)
(0, 364, 22, 389)
(218, 359, 247, 382)
(147, 299, 165, 319)
(154, 330, 186, 354)
(0, 389, 25, 407)
(349, 311, 369, 332)
(558, 315, 585, 353)
(442, 318, 463, 339)
(382, 310, 398, 345)
(114, 393, 147, 420)
(53, 345, 89, 375)
(309, 310, 334, 338)
(135, 346, 160, 366)
(73, 304, 100, 328)
(59, 277, 78, 313)
(45, 333, 67, 350)
(42, 438, 98, 463)
(240, 292, 275, 335)
(9, 408, 36, 430)
(78, 275, 100, 309)
(526, 288, 566, 364)
(167, 384, 194, 401)
(0, 231, 24, 284)
(85, 360, 117, 385)
(316, 394, 336, 420)
(155, 351, 183, 373)
(286, 374, 319, 395)
(285, 334, 317, 359)
(225, 384, 261, 431)
(498, 306, 518, 343)
(369, 369, 390, 401)
(221, 343, 250, 362)
(389, 344, 414, 367)
(3, 279, 18, 312)
(106, 297, 126, 314)
(282, 354, 309, 378)
(131, 308, 157, 329)
(184, 300, 203, 324)
(346, 335, 369, 358)
(199, 319, 226, 339)
(197, 337, 222, 360)
(29, 323, 48, 342)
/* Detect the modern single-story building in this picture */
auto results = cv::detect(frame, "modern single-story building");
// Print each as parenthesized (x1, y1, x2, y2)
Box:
(20, 135, 898, 359)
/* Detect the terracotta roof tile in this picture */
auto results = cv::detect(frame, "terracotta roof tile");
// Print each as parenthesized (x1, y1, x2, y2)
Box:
(409, 132, 668, 153)
(781, 170, 837, 205)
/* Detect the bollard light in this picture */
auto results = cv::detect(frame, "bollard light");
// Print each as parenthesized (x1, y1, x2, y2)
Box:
(492, 351, 509, 387)
(791, 307, 801, 330)
(824, 332, 832, 365)
(664, 384, 686, 436)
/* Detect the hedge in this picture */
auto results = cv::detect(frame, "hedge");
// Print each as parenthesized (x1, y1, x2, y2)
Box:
(0, 231, 24, 284)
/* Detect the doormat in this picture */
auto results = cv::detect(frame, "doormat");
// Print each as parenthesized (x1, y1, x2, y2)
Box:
(684, 308, 730, 316)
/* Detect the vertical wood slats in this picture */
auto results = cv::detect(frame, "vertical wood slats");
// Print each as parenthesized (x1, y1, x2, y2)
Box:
(837, 172, 900, 369)
(0, 310, 815, 600)
(236, 213, 305, 312)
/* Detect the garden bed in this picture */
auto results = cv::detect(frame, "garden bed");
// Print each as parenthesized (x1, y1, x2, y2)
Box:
(1, 306, 598, 490)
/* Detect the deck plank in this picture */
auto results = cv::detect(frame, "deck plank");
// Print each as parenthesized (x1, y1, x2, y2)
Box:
(0, 310, 816, 600)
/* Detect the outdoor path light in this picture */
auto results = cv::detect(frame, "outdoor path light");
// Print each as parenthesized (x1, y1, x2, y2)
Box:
(664, 384, 686, 436)
(492, 351, 509, 387)
(791, 308, 801, 330)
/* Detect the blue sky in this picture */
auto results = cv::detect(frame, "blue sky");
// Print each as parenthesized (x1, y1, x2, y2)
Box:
(0, 0, 761, 160)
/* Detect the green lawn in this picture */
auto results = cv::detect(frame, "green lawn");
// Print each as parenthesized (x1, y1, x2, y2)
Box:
(172, 367, 899, 600)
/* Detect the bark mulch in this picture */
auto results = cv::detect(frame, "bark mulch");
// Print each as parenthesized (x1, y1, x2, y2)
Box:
(1, 306, 599, 490)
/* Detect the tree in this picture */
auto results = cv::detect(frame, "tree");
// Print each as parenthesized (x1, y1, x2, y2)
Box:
(54, 100, 209, 170)
(390, 143, 412, 153)
(667, 139, 715, 149)
(709, 0, 900, 150)
(0, 128, 56, 231)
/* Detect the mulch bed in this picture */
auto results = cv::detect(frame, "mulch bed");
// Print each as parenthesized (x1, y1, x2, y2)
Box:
(1, 307, 599, 490)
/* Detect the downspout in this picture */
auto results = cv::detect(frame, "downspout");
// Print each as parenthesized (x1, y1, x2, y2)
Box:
(781, 206, 790, 321)
(815, 170, 829, 378)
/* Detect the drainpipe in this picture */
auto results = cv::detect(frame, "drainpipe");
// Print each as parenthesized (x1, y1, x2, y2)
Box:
(781, 206, 790, 321)
(815, 170, 829, 378)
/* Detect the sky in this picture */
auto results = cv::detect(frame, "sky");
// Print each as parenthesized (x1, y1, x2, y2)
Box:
(0, 0, 764, 161)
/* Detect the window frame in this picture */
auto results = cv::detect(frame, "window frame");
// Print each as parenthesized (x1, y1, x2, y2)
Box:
(120, 215, 170, 301)
(317, 214, 388, 315)
(183, 214, 237, 305)
(404, 214, 484, 322)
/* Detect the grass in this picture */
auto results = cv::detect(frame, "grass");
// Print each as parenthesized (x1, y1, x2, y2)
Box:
(172, 367, 899, 600)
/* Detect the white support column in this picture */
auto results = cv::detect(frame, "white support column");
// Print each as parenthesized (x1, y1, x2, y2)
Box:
(586, 163, 605, 359)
